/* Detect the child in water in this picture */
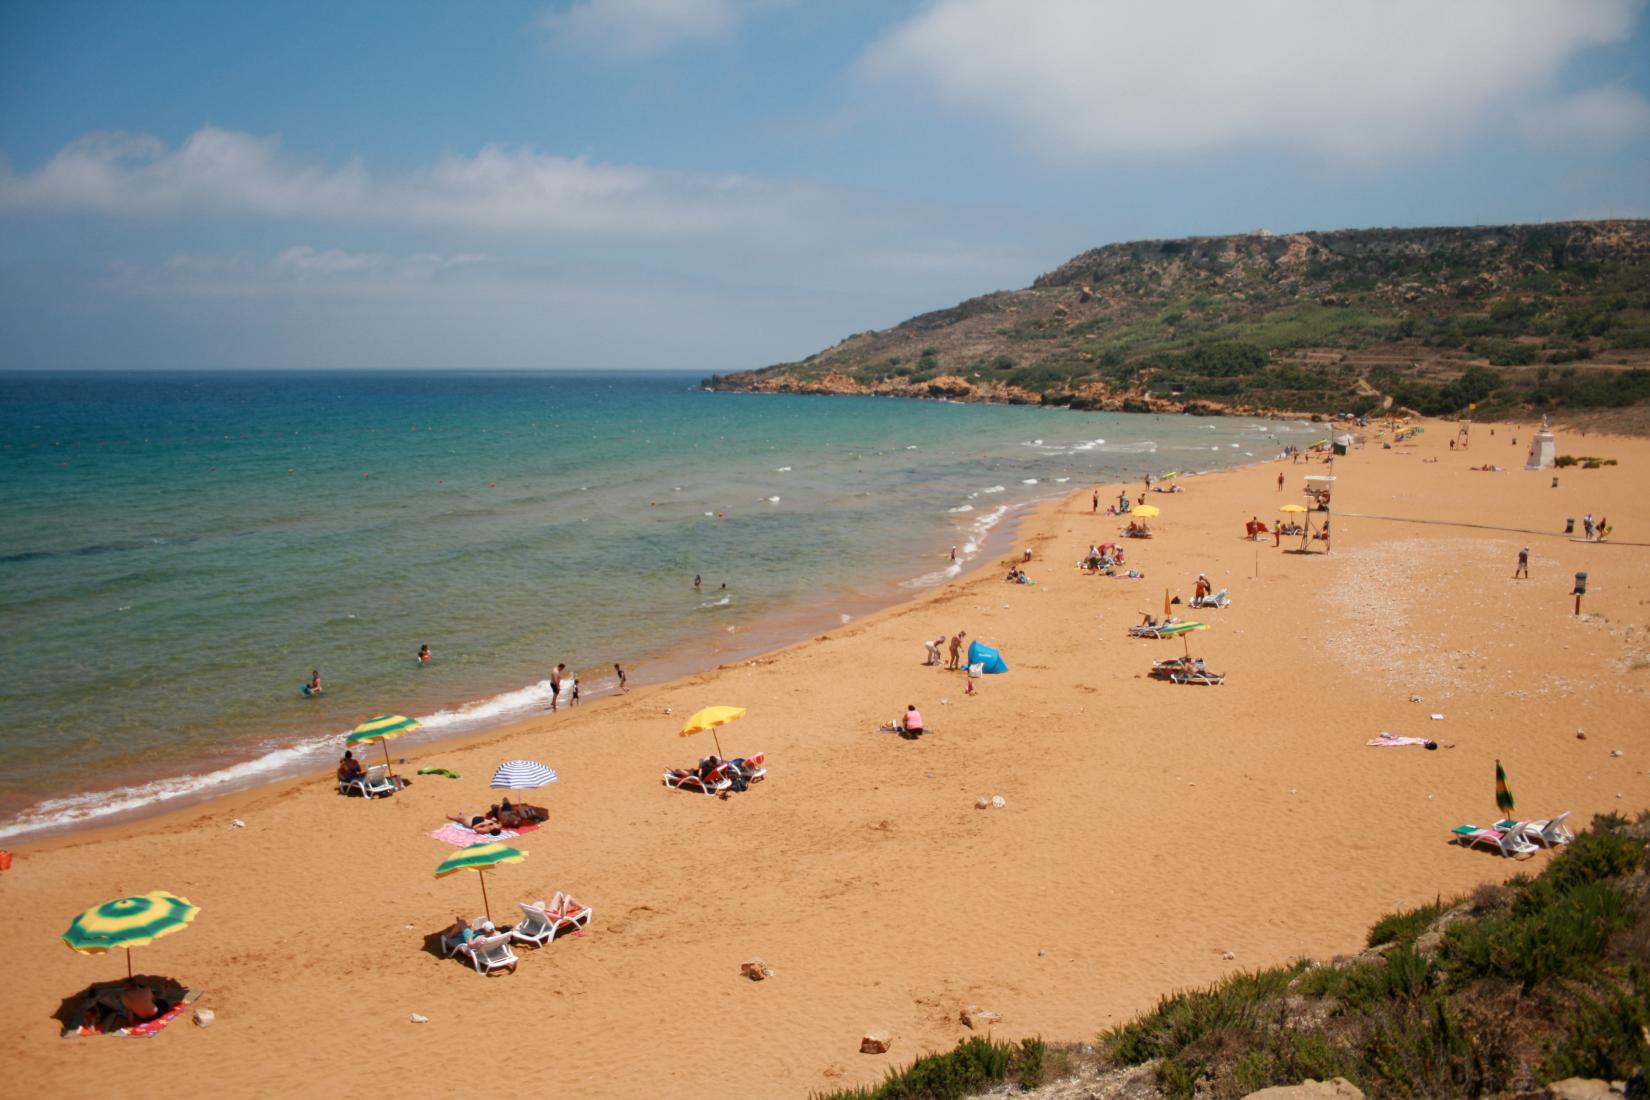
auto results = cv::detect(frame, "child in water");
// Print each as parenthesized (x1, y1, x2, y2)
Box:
(304, 669, 323, 696)
(417, 644, 431, 664)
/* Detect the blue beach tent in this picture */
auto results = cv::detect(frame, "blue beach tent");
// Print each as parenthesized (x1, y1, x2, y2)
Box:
(966, 640, 1008, 674)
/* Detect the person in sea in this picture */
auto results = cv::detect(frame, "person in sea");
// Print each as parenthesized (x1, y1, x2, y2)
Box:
(550, 662, 565, 712)
(338, 750, 365, 787)
(614, 662, 628, 692)
(417, 644, 431, 664)
(305, 669, 322, 696)
(694, 574, 701, 590)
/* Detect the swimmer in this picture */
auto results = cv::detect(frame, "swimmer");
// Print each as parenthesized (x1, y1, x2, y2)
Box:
(614, 662, 628, 692)
(694, 574, 702, 590)
(304, 669, 323, 697)
(417, 644, 431, 664)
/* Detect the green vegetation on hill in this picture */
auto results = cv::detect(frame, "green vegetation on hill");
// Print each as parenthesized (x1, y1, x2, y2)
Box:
(708, 221, 1650, 421)
(811, 813, 1650, 1100)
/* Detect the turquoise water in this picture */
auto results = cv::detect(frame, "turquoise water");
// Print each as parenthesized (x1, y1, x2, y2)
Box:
(0, 371, 1307, 836)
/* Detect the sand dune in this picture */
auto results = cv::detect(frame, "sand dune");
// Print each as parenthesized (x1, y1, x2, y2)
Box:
(3, 418, 1647, 1098)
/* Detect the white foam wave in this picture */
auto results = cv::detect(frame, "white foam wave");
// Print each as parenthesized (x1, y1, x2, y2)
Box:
(766, 496, 781, 503)
(1054, 477, 1070, 483)
(776, 466, 791, 472)
(948, 504, 974, 513)
(980, 485, 1006, 494)
(699, 595, 732, 608)
(417, 679, 554, 730)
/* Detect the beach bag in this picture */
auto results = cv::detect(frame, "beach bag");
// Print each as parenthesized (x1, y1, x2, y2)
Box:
(968, 662, 984, 678)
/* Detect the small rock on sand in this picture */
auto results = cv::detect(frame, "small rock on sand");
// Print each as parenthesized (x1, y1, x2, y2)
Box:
(976, 797, 991, 809)
(741, 958, 773, 981)
(960, 1006, 1002, 1029)
(408, 1013, 428, 1025)
(860, 1031, 892, 1054)
(192, 1008, 215, 1028)
(991, 795, 1006, 809)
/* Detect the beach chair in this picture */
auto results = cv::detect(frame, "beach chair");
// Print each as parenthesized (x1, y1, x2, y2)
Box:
(341, 764, 397, 799)
(1496, 811, 1574, 849)
(513, 893, 594, 947)
(663, 766, 733, 795)
(1129, 619, 1177, 639)
(727, 752, 767, 785)
(466, 932, 519, 976)
(1190, 589, 1230, 610)
(1170, 667, 1225, 685)
(441, 916, 491, 958)
(1451, 825, 1538, 859)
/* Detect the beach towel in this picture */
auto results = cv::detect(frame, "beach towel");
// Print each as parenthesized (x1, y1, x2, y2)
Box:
(1367, 732, 1437, 749)
(430, 822, 520, 847)
(417, 767, 461, 779)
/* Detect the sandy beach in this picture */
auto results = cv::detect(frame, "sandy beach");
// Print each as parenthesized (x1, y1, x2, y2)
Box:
(3, 417, 1647, 1099)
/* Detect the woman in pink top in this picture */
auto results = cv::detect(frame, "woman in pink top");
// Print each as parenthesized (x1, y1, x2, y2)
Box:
(903, 705, 925, 735)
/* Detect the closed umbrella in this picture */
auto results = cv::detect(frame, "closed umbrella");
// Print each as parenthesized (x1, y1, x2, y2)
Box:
(347, 714, 420, 779)
(435, 843, 527, 924)
(62, 891, 199, 981)
(1495, 760, 1515, 818)
(678, 705, 746, 758)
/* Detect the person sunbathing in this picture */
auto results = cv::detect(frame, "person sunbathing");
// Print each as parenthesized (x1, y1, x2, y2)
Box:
(337, 751, 365, 786)
(448, 811, 506, 836)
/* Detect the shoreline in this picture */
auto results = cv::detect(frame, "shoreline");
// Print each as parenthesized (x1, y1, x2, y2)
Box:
(9, 415, 1644, 1099)
(2, 486, 1062, 848)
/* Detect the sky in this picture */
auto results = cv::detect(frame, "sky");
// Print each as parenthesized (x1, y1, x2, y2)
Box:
(2, 0, 1648, 372)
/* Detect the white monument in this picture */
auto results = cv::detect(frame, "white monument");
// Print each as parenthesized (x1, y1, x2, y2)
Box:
(1525, 415, 1556, 470)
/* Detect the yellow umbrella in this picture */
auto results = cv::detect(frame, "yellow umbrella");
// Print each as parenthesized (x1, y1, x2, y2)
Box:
(435, 843, 526, 924)
(679, 705, 746, 758)
(1133, 504, 1161, 518)
(1279, 504, 1308, 513)
(347, 714, 421, 779)
(62, 891, 199, 980)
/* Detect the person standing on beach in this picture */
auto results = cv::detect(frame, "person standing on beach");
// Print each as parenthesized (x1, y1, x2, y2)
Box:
(948, 630, 966, 670)
(950, 545, 957, 561)
(1277, 471, 1285, 491)
(1092, 489, 1099, 513)
(550, 662, 566, 711)
(614, 663, 628, 692)
(1513, 547, 1529, 580)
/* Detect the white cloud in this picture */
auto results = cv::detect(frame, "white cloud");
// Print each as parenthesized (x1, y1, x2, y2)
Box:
(0, 126, 841, 242)
(860, 0, 1650, 162)
(539, 0, 740, 59)
(1520, 86, 1650, 145)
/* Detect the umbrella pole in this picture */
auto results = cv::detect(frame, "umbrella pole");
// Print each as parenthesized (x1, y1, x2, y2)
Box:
(382, 740, 395, 782)
(126, 947, 133, 982)
(478, 869, 492, 924)
(713, 730, 724, 758)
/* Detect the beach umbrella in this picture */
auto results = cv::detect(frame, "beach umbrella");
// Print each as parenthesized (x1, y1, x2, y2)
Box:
(1158, 620, 1210, 658)
(678, 705, 746, 758)
(489, 760, 558, 791)
(346, 714, 420, 777)
(1133, 504, 1161, 518)
(435, 843, 527, 924)
(62, 891, 199, 981)
(1495, 760, 1515, 818)
(1279, 504, 1308, 512)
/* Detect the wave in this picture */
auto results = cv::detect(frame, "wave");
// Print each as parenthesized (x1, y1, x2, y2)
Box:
(948, 504, 974, 513)
(979, 485, 1006, 494)
(699, 595, 732, 609)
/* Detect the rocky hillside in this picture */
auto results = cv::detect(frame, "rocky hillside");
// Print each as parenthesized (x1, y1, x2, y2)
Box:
(707, 221, 1650, 420)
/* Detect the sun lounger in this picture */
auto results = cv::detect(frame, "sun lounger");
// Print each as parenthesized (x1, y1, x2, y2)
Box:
(1452, 825, 1538, 859)
(513, 893, 594, 947)
(1129, 619, 1179, 638)
(664, 767, 733, 795)
(1169, 668, 1225, 685)
(1190, 589, 1230, 610)
(341, 764, 398, 799)
(1495, 810, 1573, 848)
(728, 752, 767, 784)
(466, 932, 519, 975)
(441, 916, 493, 958)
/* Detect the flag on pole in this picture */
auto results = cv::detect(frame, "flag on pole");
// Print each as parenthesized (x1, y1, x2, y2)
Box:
(1495, 759, 1515, 817)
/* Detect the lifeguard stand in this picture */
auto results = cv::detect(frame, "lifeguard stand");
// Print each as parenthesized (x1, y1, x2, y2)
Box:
(1525, 415, 1556, 470)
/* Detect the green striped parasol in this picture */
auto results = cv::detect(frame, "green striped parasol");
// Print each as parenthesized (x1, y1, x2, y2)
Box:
(63, 891, 199, 980)
(1495, 760, 1515, 817)
(435, 843, 527, 923)
(1158, 620, 1209, 658)
(346, 714, 421, 778)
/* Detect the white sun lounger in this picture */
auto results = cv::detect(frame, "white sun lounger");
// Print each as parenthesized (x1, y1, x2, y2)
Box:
(1452, 826, 1539, 859)
(513, 894, 594, 947)
(466, 932, 519, 975)
(340, 763, 398, 799)
(1497, 810, 1574, 848)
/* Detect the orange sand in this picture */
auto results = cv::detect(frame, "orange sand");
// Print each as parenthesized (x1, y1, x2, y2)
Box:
(2, 418, 1647, 1098)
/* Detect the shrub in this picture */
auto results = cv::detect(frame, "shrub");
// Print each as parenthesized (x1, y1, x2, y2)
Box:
(1368, 898, 1449, 948)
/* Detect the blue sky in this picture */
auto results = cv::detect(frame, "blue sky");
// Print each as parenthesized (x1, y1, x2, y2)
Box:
(2, 0, 1648, 371)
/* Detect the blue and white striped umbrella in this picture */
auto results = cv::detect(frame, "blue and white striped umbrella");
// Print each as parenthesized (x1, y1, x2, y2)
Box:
(489, 759, 559, 790)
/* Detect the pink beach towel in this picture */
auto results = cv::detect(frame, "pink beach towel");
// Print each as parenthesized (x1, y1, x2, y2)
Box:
(1367, 732, 1434, 748)
(430, 823, 519, 847)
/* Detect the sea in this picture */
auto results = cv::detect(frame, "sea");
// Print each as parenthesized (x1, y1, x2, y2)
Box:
(0, 370, 1311, 839)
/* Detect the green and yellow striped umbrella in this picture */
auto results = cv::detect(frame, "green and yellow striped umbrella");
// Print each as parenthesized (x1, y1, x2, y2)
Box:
(1158, 620, 1209, 658)
(435, 843, 527, 923)
(346, 714, 420, 777)
(62, 891, 199, 980)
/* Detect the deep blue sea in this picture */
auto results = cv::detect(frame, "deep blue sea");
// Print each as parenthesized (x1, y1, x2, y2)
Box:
(0, 371, 1310, 837)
